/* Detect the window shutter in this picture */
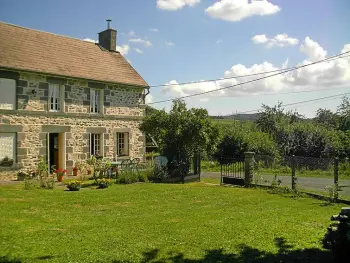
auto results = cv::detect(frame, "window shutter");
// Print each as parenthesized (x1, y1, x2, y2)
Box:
(0, 133, 15, 160)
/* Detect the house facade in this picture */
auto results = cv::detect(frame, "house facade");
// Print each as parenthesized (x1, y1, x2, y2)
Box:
(0, 21, 149, 179)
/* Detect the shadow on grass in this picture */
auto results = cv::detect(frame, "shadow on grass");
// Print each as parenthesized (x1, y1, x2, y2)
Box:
(112, 237, 333, 263)
(0, 256, 22, 263)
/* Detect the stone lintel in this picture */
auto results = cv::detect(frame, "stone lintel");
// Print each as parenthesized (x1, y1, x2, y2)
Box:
(42, 125, 71, 133)
(0, 125, 23, 133)
(86, 127, 107, 134)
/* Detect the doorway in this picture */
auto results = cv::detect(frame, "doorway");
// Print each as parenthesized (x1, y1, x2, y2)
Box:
(48, 133, 59, 172)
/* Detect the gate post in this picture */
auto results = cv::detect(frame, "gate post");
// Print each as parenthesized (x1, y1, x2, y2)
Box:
(291, 155, 297, 192)
(244, 152, 255, 188)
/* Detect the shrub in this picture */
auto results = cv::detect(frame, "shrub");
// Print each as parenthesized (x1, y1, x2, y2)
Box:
(66, 180, 82, 191)
(97, 178, 112, 189)
(116, 171, 139, 184)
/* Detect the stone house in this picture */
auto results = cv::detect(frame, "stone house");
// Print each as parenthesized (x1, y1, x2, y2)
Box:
(0, 21, 149, 179)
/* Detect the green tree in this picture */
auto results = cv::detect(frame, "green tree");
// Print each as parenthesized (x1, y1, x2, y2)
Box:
(140, 100, 219, 162)
(337, 96, 350, 131)
(314, 108, 340, 129)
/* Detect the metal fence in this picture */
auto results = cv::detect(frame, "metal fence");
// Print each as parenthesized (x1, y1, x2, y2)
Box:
(253, 155, 350, 200)
(220, 157, 245, 186)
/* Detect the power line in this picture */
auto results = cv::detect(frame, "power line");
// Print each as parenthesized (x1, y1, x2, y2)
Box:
(148, 53, 350, 89)
(147, 51, 350, 105)
(229, 92, 350, 116)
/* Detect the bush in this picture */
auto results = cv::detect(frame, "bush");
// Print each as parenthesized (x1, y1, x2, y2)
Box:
(116, 171, 140, 184)
(66, 180, 82, 191)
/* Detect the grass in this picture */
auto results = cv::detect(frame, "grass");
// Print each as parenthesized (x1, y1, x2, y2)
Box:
(0, 182, 343, 262)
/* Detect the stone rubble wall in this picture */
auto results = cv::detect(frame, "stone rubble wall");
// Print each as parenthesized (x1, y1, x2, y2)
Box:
(0, 71, 146, 180)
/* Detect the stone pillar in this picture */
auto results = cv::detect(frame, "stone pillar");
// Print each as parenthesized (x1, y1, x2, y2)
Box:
(291, 155, 297, 192)
(244, 152, 255, 188)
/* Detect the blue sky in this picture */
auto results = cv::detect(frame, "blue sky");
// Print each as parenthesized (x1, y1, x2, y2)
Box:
(1, 0, 350, 117)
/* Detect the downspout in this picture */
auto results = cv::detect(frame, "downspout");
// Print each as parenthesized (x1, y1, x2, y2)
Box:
(143, 87, 150, 104)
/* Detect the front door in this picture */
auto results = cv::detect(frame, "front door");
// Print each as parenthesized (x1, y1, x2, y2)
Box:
(48, 133, 59, 172)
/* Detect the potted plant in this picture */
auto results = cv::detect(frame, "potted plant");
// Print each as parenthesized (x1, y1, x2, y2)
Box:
(54, 168, 67, 182)
(17, 169, 29, 181)
(73, 166, 79, 176)
(66, 180, 82, 191)
(97, 178, 112, 189)
(0, 156, 14, 167)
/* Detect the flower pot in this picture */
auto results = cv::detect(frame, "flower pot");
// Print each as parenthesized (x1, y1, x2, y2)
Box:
(57, 175, 64, 182)
(73, 168, 78, 176)
(17, 175, 26, 181)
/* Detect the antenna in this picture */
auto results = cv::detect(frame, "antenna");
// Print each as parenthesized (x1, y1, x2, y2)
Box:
(106, 19, 112, 29)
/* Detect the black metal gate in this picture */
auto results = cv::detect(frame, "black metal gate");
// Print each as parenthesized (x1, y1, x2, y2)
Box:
(220, 157, 245, 186)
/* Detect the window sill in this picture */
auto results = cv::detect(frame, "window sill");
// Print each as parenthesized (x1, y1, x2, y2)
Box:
(0, 163, 23, 170)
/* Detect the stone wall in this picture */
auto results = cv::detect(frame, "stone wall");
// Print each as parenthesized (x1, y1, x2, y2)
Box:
(14, 72, 145, 116)
(0, 70, 147, 180)
(0, 114, 144, 177)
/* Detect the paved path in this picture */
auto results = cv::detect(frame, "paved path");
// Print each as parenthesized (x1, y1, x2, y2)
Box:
(202, 172, 350, 198)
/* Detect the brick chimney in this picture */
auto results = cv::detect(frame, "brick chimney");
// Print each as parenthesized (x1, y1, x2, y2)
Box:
(98, 19, 117, 52)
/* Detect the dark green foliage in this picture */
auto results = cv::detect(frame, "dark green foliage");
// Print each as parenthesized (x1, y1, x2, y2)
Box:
(213, 121, 278, 161)
(141, 100, 219, 162)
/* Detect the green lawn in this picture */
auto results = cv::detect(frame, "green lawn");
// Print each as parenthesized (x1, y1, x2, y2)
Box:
(0, 182, 343, 262)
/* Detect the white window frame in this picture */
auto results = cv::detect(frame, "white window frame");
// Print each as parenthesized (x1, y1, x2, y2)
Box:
(90, 89, 104, 114)
(116, 132, 129, 156)
(0, 78, 16, 110)
(0, 133, 16, 162)
(89, 133, 104, 157)
(49, 84, 61, 112)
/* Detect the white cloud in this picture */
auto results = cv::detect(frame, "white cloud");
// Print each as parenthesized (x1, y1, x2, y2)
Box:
(134, 48, 144, 54)
(252, 34, 299, 48)
(160, 37, 350, 101)
(157, 0, 200, 11)
(83, 38, 97, 43)
(300, 37, 327, 62)
(129, 38, 152, 47)
(205, 0, 281, 22)
(149, 28, 159, 32)
(116, 44, 130, 55)
(166, 41, 175, 46)
(128, 31, 136, 36)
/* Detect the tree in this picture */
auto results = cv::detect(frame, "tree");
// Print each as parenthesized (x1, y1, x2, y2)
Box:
(256, 102, 303, 137)
(337, 96, 350, 131)
(314, 108, 340, 129)
(140, 100, 219, 162)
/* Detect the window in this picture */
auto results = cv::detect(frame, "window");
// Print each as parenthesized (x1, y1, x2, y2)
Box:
(0, 133, 16, 162)
(116, 132, 129, 156)
(90, 89, 100, 113)
(49, 84, 61, 111)
(0, 78, 16, 110)
(90, 133, 102, 157)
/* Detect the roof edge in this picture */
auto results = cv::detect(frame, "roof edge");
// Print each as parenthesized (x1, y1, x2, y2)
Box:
(0, 20, 99, 46)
